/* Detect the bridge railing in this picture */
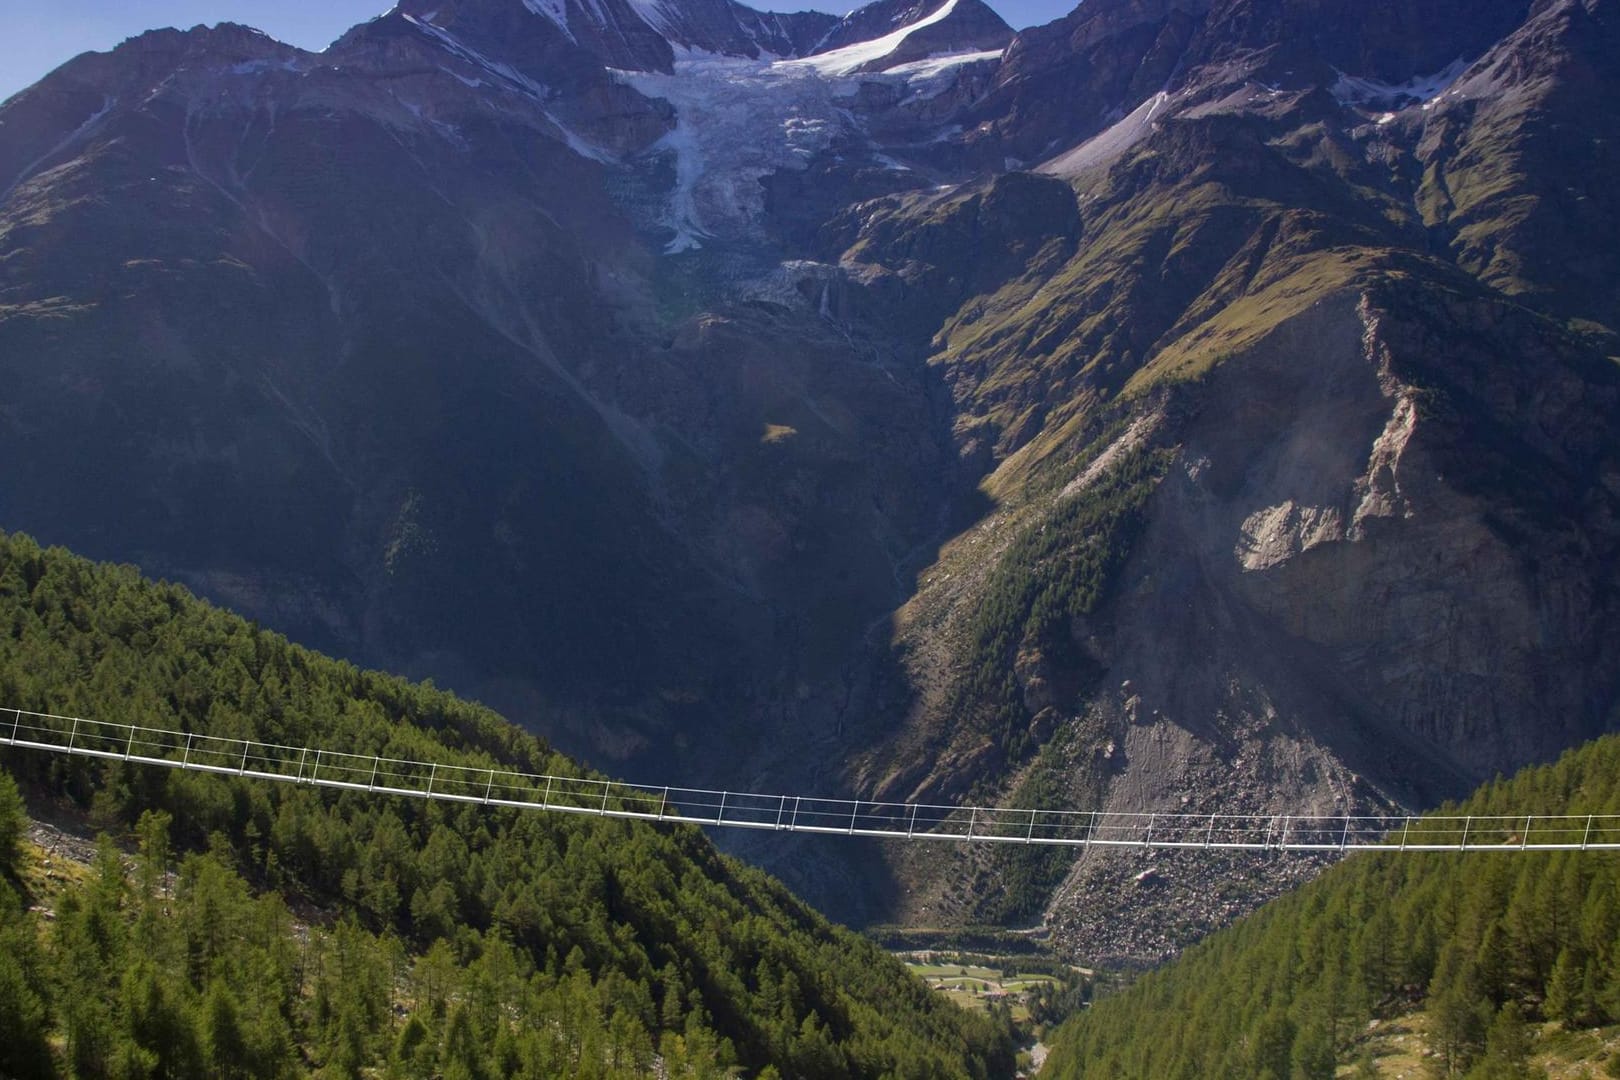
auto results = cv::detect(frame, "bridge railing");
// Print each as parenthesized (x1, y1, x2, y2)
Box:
(6, 707, 1620, 850)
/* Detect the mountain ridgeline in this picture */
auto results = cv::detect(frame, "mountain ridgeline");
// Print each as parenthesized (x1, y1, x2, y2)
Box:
(0, 530, 1013, 1078)
(2, 0, 1618, 954)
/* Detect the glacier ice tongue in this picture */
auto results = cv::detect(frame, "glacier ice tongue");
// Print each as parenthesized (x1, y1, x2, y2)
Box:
(617, 43, 996, 253)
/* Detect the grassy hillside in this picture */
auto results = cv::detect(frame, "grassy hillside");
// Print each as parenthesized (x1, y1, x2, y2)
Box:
(0, 529, 1014, 1079)
(1043, 736, 1620, 1079)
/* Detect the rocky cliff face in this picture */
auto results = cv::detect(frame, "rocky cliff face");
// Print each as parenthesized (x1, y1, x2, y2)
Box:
(818, 0, 1620, 960)
(966, 0, 1209, 163)
(2, 0, 1618, 956)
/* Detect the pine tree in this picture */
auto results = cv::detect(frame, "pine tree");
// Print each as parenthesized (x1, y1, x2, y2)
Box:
(1251, 1004, 1296, 1080)
(123, 957, 204, 1079)
(1427, 945, 1490, 1077)
(1487, 1001, 1531, 1064)
(1356, 906, 1403, 1012)
(1474, 921, 1511, 1004)
(0, 888, 53, 1080)
(1290, 1014, 1336, 1080)
(1546, 947, 1586, 1028)
(393, 1012, 432, 1078)
(442, 1004, 490, 1080)
(0, 768, 24, 875)
(201, 981, 250, 1078)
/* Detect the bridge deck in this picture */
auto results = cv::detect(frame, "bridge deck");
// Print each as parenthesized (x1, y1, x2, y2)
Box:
(4, 707, 1616, 852)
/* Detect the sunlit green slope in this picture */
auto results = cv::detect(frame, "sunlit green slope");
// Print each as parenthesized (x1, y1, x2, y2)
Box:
(1044, 736, 1620, 1079)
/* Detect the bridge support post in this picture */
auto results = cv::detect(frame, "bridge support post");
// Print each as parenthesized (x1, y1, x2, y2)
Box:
(1583, 815, 1594, 850)
(967, 807, 976, 840)
(717, 791, 727, 825)
(67, 717, 78, 753)
(8, 708, 20, 743)
(485, 769, 495, 804)
(126, 726, 137, 760)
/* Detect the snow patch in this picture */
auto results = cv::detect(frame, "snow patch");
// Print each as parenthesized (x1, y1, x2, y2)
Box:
(1330, 57, 1468, 111)
(521, 0, 576, 41)
(404, 14, 613, 162)
(778, 0, 961, 76)
(881, 48, 1002, 80)
(543, 114, 616, 164)
(1039, 90, 1169, 177)
(442, 66, 484, 88)
(624, 0, 681, 41)
(227, 58, 304, 76)
(573, 0, 611, 29)
(1, 96, 115, 203)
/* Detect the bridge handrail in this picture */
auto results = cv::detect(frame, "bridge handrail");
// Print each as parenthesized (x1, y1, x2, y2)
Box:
(5, 706, 1618, 851)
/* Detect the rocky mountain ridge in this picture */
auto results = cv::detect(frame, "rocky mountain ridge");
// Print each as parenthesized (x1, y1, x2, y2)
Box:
(2, 0, 1617, 959)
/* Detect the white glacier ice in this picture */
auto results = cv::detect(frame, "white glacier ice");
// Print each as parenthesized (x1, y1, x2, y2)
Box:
(617, 28, 997, 253)
(777, 0, 960, 77)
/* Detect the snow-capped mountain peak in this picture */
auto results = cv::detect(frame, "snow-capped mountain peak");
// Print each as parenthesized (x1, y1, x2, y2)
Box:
(390, 0, 1004, 76)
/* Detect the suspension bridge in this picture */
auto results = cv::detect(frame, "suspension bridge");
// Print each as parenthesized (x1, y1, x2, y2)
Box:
(3, 706, 1616, 852)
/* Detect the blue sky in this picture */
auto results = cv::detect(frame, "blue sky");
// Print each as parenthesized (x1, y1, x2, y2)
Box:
(0, 0, 1077, 103)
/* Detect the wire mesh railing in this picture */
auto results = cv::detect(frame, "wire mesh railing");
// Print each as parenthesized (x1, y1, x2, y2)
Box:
(5, 707, 1619, 850)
